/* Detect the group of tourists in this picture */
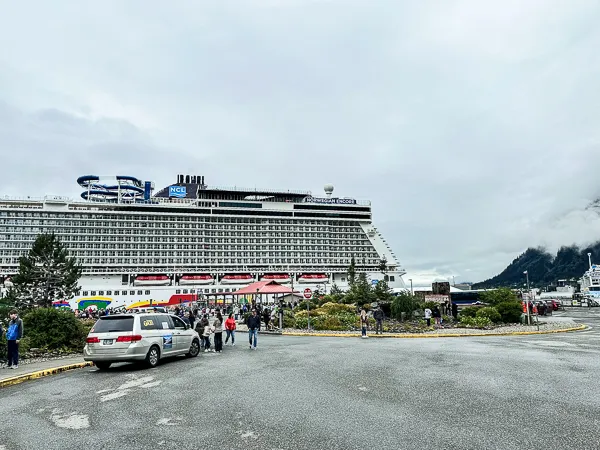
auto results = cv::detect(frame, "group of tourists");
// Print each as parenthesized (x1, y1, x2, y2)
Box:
(191, 308, 262, 351)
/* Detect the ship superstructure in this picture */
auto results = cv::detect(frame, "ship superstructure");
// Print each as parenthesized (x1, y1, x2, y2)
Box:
(0, 174, 405, 309)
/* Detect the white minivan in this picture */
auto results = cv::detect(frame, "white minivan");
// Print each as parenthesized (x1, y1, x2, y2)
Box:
(84, 313, 201, 370)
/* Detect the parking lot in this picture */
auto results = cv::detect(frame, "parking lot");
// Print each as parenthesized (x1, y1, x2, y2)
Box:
(0, 313, 599, 450)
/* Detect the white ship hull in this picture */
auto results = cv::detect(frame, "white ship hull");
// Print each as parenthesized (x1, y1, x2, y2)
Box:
(0, 173, 407, 308)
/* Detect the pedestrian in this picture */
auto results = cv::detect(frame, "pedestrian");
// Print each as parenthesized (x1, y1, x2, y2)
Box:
(225, 313, 236, 346)
(247, 309, 261, 350)
(424, 307, 432, 327)
(203, 321, 214, 353)
(432, 306, 441, 328)
(213, 312, 223, 353)
(263, 308, 271, 331)
(359, 309, 369, 338)
(373, 305, 384, 335)
(5, 309, 23, 369)
(196, 314, 210, 351)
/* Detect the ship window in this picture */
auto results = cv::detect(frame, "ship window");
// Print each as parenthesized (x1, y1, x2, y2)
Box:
(130, 291, 135, 295)
(83, 291, 88, 296)
(205, 289, 209, 293)
(122, 291, 127, 296)
(106, 291, 112, 295)
(191, 289, 195, 293)
(176, 290, 181, 294)
(114, 291, 119, 295)
(137, 290, 143, 295)
(211, 289, 216, 293)
(91, 291, 96, 296)
(145, 290, 150, 295)
(99, 291, 104, 295)
(183, 289, 188, 294)
(341, 278, 346, 282)
(390, 276, 395, 282)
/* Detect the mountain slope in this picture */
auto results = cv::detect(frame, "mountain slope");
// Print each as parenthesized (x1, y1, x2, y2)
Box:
(473, 243, 600, 288)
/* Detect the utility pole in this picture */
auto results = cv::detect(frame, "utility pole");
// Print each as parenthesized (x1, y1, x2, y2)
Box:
(524, 270, 531, 325)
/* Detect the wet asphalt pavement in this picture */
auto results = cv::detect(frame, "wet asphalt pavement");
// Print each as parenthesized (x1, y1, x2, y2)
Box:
(1, 310, 600, 450)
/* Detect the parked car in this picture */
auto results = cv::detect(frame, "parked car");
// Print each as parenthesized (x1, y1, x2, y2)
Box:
(84, 313, 201, 370)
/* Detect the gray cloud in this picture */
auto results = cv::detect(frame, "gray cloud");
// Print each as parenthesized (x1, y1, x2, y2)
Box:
(1, 0, 600, 285)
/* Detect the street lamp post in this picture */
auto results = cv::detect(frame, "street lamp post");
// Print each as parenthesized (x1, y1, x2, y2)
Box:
(408, 279, 413, 296)
(524, 271, 531, 325)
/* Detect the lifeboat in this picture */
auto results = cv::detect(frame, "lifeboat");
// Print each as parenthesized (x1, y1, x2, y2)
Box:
(133, 275, 171, 286)
(220, 274, 254, 285)
(297, 273, 328, 284)
(261, 274, 291, 283)
(179, 274, 214, 285)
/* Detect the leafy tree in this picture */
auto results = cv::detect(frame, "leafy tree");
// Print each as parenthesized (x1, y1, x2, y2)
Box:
(10, 233, 82, 309)
(479, 288, 519, 306)
(347, 256, 357, 288)
(390, 292, 420, 321)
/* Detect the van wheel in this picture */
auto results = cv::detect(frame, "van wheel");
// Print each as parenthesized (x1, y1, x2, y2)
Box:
(145, 345, 160, 368)
(187, 339, 200, 358)
(95, 362, 111, 371)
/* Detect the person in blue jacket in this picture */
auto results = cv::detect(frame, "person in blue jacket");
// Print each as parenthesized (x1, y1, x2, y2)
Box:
(6, 310, 23, 369)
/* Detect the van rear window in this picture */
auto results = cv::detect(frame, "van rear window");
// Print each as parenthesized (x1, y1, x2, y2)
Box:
(92, 316, 134, 333)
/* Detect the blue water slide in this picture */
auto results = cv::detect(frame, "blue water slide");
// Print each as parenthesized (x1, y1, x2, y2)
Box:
(78, 175, 146, 202)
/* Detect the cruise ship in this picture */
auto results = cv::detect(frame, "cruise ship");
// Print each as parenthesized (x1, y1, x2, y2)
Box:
(580, 253, 600, 299)
(0, 174, 406, 309)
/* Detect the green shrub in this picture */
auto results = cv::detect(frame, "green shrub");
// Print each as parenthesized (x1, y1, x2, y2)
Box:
(294, 317, 309, 329)
(319, 302, 356, 315)
(293, 300, 318, 313)
(294, 309, 325, 319)
(423, 301, 438, 311)
(312, 316, 344, 331)
(282, 310, 295, 328)
(23, 308, 87, 352)
(495, 301, 523, 323)
(458, 316, 492, 329)
(476, 307, 501, 323)
(460, 306, 479, 318)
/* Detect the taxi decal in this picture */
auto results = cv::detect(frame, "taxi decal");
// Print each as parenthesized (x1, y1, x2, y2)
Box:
(163, 335, 173, 349)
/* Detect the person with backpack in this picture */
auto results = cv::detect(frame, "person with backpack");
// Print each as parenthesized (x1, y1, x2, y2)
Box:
(225, 313, 236, 346)
(6, 310, 23, 369)
(247, 309, 261, 350)
(373, 306, 384, 335)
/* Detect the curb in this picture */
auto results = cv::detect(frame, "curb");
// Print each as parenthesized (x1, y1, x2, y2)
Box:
(0, 362, 93, 389)
(281, 324, 587, 339)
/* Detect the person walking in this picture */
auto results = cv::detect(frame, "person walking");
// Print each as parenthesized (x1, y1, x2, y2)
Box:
(424, 307, 432, 327)
(5, 310, 23, 369)
(213, 312, 224, 353)
(432, 306, 442, 328)
(359, 309, 369, 339)
(225, 313, 236, 346)
(373, 306, 384, 335)
(247, 309, 261, 350)
(196, 314, 210, 351)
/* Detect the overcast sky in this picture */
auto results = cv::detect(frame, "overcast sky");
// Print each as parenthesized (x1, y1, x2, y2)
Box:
(2, 0, 600, 285)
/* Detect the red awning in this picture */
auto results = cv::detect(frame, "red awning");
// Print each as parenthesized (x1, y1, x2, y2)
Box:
(232, 280, 296, 295)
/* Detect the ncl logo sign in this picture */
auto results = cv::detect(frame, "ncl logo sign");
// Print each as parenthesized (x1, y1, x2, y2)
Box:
(169, 185, 187, 198)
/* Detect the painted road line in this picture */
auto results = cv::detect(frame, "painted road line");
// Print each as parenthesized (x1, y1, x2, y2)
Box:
(0, 362, 93, 389)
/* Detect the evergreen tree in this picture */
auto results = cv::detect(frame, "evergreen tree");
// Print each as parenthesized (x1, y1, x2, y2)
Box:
(354, 272, 375, 304)
(330, 282, 343, 296)
(374, 278, 393, 303)
(347, 256, 357, 288)
(11, 233, 82, 308)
